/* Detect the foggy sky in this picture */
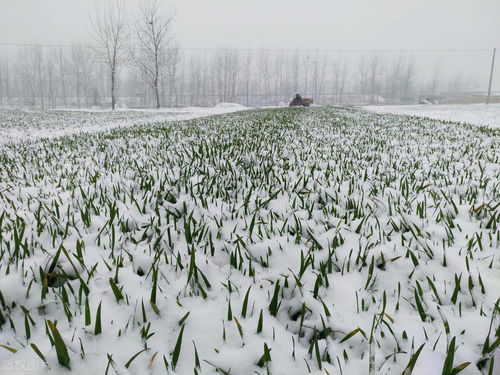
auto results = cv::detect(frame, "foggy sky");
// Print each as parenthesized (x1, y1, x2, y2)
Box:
(1, 0, 500, 90)
(1, 0, 499, 50)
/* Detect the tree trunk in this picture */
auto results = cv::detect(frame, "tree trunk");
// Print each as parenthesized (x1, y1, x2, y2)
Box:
(77, 76, 81, 108)
(59, 48, 67, 108)
(154, 77, 160, 109)
(111, 70, 116, 110)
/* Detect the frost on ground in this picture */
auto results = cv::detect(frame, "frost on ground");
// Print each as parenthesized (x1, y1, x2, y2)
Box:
(364, 103, 500, 128)
(0, 106, 247, 144)
(0, 107, 499, 375)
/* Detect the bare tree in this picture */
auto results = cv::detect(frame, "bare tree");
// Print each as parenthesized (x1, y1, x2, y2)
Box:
(81, 51, 95, 108)
(368, 54, 382, 104)
(356, 55, 369, 103)
(290, 50, 300, 94)
(90, 0, 128, 110)
(164, 46, 180, 107)
(35, 48, 45, 109)
(212, 48, 240, 103)
(45, 51, 56, 108)
(188, 55, 202, 106)
(302, 53, 311, 96)
(312, 54, 328, 104)
(430, 64, 440, 94)
(449, 73, 464, 93)
(332, 57, 348, 104)
(69, 46, 94, 108)
(58, 47, 69, 107)
(243, 51, 253, 106)
(18, 47, 39, 107)
(257, 49, 271, 106)
(402, 57, 416, 101)
(384, 55, 404, 103)
(0, 52, 5, 107)
(4, 55, 10, 107)
(132, 0, 175, 108)
(70, 48, 83, 107)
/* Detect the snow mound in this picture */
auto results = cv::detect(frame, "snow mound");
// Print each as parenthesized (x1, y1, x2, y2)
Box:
(115, 101, 129, 109)
(214, 102, 247, 109)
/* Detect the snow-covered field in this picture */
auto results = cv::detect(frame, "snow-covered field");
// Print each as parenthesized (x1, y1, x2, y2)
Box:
(0, 105, 248, 144)
(0, 107, 498, 375)
(364, 103, 500, 128)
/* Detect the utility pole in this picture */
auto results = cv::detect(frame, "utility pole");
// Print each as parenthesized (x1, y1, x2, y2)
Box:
(487, 48, 496, 104)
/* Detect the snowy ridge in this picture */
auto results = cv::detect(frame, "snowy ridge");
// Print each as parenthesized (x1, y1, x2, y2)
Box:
(0, 106, 248, 145)
(364, 103, 500, 129)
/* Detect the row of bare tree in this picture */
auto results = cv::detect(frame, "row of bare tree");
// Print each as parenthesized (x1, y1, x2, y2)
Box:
(0, 0, 464, 109)
(90, 0, 174, 109)
(0, 46, 441, 108)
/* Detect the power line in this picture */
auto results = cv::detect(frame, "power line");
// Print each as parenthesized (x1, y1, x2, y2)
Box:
(181, 48, 496, 54)
(0, 42, 94, 49)
(0, 42, 496, 54)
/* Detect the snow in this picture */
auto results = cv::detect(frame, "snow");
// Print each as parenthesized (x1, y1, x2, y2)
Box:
(214, 102, 248, 109)
(0, 106, 248, 144)
(0, 107, 498, 375)
(364, 103, 500, 128)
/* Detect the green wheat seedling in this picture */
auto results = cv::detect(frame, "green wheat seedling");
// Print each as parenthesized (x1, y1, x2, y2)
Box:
(0, 107, 497, 374)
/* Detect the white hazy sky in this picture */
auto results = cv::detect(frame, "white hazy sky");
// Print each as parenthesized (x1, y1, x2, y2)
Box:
(1, 0, 500, 90)
(0, 0, 499, 50)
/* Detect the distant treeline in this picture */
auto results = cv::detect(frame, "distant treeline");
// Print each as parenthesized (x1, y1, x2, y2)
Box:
(0, 0, 492, 109)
